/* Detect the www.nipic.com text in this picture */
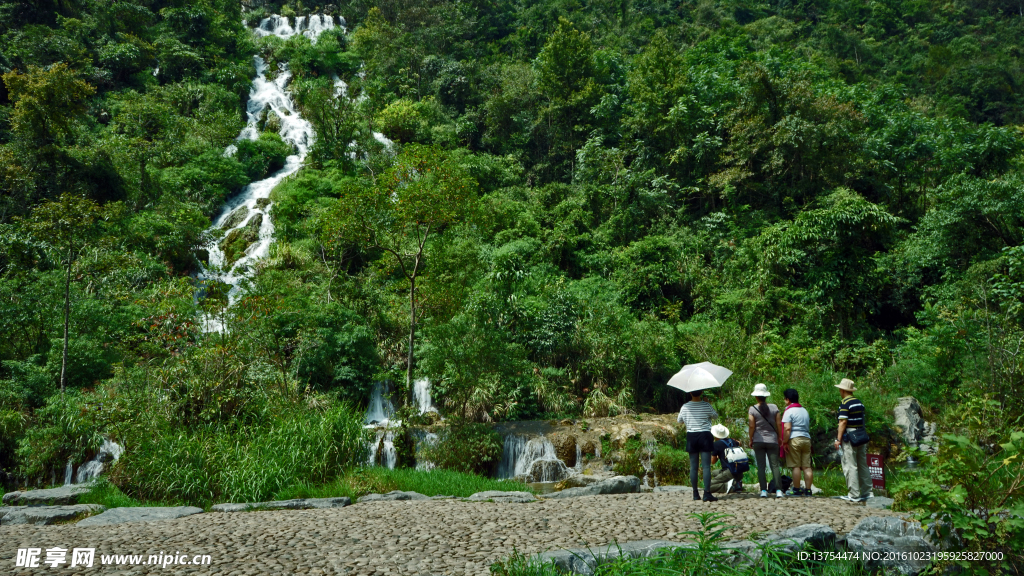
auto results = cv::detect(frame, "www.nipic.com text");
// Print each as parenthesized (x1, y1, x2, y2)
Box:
(15, 548, 212, 569)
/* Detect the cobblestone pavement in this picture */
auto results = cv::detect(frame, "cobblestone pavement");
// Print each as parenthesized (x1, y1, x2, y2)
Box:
(1, 492, 894, 575)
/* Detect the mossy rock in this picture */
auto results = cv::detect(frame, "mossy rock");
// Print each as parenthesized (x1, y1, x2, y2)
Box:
(220, 213, 262, 266)
(255, 198, 271, 210)
(221, 205, 250, 230)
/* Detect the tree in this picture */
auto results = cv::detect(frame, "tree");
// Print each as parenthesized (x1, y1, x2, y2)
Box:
(327, 146, 478, 402)
(3, 63, 95, 148)
(21, 194, 105, 394)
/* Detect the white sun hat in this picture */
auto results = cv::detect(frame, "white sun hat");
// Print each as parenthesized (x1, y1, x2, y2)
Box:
(750, 383, 771, 397)
(711, 424, 730, 439)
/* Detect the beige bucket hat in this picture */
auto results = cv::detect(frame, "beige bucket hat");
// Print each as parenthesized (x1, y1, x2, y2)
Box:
(835, 378, 857, 392)
(711, 424, 730, 439)
(750, 383, 771, 397)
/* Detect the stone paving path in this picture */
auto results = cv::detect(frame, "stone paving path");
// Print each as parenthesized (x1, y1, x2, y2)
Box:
(1, 492, 894, 575)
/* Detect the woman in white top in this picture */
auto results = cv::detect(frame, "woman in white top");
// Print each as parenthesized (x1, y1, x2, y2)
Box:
(678, 389, 719, 502)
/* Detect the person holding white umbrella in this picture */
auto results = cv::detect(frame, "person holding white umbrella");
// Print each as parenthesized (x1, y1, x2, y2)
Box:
(668, 362, 732, 502)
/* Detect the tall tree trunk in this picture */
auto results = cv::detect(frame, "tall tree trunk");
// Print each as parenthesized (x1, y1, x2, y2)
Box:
(60, 246, 72, 395)
(406, 274, 416, 406)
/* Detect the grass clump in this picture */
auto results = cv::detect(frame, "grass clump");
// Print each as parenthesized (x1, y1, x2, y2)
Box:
(274, 467, 532, 501)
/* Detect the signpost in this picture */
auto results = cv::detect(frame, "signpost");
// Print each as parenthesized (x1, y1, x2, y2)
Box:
(867, 454, 885, 492)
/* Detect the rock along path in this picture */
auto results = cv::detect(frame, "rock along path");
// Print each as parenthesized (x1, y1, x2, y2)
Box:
(1, 492, 894, 575)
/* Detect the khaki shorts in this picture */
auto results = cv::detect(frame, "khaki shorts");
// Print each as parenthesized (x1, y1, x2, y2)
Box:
(786, 436, 812, 468)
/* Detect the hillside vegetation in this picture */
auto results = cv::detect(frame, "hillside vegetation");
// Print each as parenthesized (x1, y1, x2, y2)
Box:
(0, 0, 1022, 516)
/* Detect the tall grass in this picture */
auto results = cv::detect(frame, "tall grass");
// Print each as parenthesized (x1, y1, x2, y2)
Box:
(113, 403, 366, 506)
(274, 467, 533, 501)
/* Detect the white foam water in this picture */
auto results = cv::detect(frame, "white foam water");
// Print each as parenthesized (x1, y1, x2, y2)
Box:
(198, 15, 339, 332)
(413, 378, 438, 415)
(496, 435, 572, 482)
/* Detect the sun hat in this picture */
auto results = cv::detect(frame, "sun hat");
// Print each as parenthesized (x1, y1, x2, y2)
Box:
(711, 424, 730, 439)
(835, 378, 857, 392)
(750, 383, 771, 397)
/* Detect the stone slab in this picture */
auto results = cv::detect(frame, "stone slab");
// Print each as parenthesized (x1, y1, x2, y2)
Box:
(465, 491, 536, 503)
(210, 497, 351, 512)
(358, 490, 430, 503)
(538, 539, 686, 575)
(0, 504, 105, 525)
(75, 506, 203, 527)
(846, 516, 936, 575)
(543, 475, 641, 499)
(2, 484, 93, 506)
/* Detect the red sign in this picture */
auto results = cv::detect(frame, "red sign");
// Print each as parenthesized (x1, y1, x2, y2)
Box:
(868, 454, 885, 490)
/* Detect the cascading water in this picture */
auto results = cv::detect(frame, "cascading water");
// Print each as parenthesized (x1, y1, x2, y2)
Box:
(63, 439, 124, 485)
(364, 382, 397, 469)
(365, 382, 394, 425)
(413, 378, 438, 415)
(496, 435, 573, 483)
(197, 14, 339, 332)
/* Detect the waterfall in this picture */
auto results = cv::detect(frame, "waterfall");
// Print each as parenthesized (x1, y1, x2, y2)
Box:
(364, 382, 394, 425)
(368, 429, 397, 469)
(197, 14, 338, 332)
(413, 378, 437, 415)
(496, 434, 572, 482)
(62, 439, 124, 485)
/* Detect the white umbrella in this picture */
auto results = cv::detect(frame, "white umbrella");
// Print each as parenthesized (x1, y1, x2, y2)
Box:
(667, 362, 733, 393)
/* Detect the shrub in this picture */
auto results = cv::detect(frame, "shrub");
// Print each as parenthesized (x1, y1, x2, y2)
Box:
(653, 445, 690, 485)
(422, 420, 503, 476)
(893, 432, 1024, 574)
(234, 132, 292, 180)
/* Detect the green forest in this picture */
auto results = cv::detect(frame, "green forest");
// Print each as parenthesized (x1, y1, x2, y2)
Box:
(0, 0, 1023, 555)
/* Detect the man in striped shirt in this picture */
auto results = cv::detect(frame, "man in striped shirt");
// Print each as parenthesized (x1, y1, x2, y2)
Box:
(834, 378, 871, 502)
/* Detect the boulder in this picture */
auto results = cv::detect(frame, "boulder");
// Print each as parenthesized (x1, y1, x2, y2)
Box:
(220, 205, 250, 229)
(846, 516, 936, 575)
(543, 475, 641, 499)
(1, 504, 105, 525)
(553, 434, 578, 468)
(537, 540, 683, 575)
(894, 397, 925, 447)
(555, 475, 602, 490)
(3, 485, 94, 506)
(610, 424, 638, 448)
(465, 491, 537, 503)
(210, 497, 350, 512)
(76, 506, 203, 527)
(357, 490, 430, 503)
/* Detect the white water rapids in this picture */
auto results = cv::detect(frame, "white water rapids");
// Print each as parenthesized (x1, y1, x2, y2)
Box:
(198, 14, 341, 331)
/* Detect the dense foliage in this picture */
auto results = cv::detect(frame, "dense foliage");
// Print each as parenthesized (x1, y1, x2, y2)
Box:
(1, 0, 1023, 526)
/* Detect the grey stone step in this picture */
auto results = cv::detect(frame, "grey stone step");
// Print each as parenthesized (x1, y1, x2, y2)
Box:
(357, 490, 430, 503)
(3, 485, 94, 506)
(211, 497, 351, 512)
(0, 504, 105, 525)
(76, 506, 203, 526)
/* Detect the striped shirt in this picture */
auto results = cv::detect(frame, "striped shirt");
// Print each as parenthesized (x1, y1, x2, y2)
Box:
(678, 400, 718, 432)
(838, 397, 865, 428)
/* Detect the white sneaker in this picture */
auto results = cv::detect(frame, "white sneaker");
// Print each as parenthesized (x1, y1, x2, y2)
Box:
(838, 495, 857, 502)
(760, 490, 768, 498)
(776, 490, 785, 498)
